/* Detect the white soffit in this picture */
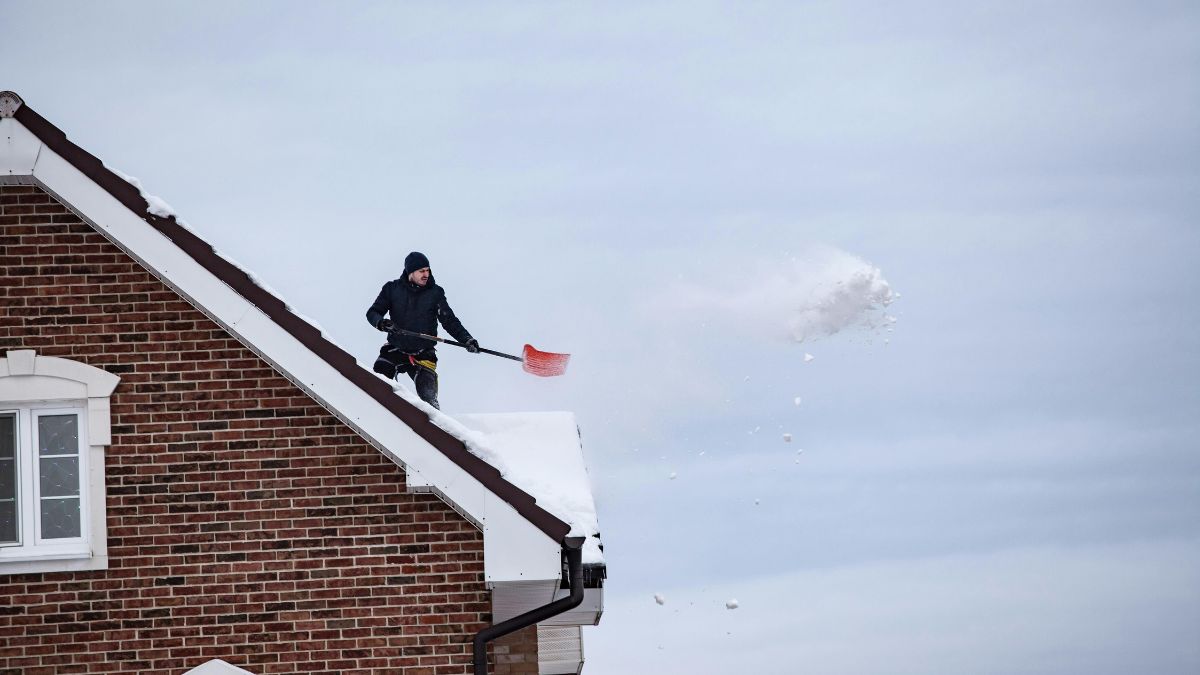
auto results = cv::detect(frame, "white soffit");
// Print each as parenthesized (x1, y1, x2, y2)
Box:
(539, 587, 604, 627)
(11, 118, 561, 584)
(538, 625, 584, 675)
(491, 579, 560, 624)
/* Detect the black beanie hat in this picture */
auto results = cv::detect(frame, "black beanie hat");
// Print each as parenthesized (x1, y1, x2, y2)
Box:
(404, 251, 430, 276)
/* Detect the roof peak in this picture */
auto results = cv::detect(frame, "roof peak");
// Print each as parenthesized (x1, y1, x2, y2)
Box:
(0, 91, 23, 118)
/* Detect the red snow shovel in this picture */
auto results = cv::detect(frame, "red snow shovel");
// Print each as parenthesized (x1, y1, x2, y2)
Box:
(390, 328, 570, 377)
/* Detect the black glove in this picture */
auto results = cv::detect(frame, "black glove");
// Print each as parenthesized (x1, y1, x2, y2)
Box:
(376, 318, 395, 333)
(464, 337, 480, 353)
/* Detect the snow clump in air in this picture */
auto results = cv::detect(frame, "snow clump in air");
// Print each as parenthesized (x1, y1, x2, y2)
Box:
(659, 245, 897, 344)
(782, 433, 792, 443)
(726, 599, 739, 609)
(774, 250, 897, 343)
(654, 593, 666, 606)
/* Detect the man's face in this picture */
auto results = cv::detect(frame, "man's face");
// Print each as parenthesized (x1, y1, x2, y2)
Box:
(408, 266, 431, 286)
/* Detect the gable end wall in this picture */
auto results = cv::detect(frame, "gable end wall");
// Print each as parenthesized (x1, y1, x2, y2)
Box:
(0, 184, 534, 674)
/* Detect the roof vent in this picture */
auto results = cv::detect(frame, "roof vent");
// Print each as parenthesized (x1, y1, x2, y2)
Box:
(0, 91, 22, 118)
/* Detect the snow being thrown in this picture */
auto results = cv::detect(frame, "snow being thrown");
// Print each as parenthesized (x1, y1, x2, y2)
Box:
(663, 244, 899, 345)
(776, 248, 898, 343)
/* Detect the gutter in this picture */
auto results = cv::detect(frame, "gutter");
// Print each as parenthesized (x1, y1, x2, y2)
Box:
(473, 537, 586, 675)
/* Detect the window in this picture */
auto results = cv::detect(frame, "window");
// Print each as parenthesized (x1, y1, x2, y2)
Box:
(0, 407, 87, 548)
(0, 350, 118, 574)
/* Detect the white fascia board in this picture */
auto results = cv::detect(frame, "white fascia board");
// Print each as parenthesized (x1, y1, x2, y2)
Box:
(484, 492, 563, 583)
(0, 118, 41, 175)
(22, 123, 562, 584)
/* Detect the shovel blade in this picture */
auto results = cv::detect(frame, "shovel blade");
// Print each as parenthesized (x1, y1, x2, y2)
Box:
(522, 344, 570, 377)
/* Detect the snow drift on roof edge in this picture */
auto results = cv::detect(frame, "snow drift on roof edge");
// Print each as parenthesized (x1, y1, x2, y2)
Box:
(395, 391, 604, 564)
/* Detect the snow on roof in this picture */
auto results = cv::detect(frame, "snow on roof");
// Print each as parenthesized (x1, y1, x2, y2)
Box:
(107, 167, 178, 219)
(455, 412, 604, 565)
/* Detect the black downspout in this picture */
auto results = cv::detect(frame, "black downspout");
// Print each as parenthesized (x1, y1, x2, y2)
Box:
(473, 536, 586, 675)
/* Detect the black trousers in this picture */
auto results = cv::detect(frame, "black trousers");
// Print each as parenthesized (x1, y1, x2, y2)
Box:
(373, 346, 440, 409)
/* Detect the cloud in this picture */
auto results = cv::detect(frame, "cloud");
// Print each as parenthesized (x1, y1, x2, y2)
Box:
(654, 245, 898, 344)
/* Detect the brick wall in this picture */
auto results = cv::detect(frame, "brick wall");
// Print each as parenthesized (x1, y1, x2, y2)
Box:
(492, 625, 539, 675)
(0, 184, 533, 674)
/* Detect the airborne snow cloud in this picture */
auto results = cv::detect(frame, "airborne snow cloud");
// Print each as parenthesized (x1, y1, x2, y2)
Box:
(658, 245, 898, 344)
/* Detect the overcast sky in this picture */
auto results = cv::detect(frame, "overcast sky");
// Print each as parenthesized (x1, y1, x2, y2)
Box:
(4, 2, 1199, 673)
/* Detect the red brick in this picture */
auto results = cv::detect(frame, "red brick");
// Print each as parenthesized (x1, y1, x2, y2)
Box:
(0, 185, 495, 674)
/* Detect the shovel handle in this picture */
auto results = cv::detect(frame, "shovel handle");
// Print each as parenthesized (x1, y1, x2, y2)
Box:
(389, 328, 523, 362)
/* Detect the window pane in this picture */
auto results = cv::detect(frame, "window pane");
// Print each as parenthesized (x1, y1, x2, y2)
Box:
(0, 458, 14, 498)
(0, 415, 16, 544)
(40, 497, 81, 539)
(0, 414, 14, 459)
(38, 415, 78, 456)
(40, 456, 80, 497)
(0, 500, 15, 543)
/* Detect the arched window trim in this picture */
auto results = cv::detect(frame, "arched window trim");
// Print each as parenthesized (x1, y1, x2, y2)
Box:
(0, 350, 119, 575)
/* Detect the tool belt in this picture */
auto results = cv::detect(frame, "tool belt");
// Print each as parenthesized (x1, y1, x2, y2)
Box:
(375, 345, 437, 379)
(406, 354, 437, 372)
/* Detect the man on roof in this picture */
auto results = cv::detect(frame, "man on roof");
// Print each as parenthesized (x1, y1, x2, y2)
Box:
(367, 251, 479, 409)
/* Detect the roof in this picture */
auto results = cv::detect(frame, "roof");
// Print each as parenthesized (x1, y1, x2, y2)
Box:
(456, 412, 603, 564)
(0, 91, 603, 573)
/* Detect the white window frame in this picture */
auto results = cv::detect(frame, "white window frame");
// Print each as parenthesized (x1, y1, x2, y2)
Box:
(0, 350, 118, 574)
(2, 405, 89, 551)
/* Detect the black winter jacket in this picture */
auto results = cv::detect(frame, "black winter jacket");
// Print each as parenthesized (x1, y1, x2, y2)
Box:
(366, 276, 473, 354)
